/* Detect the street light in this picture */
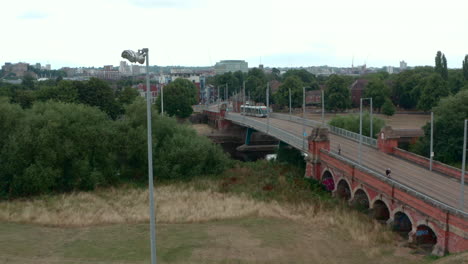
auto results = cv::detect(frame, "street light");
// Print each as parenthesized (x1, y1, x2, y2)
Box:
(121, 48, 157, 264)
(358, 97, 373, 164)
(460, 119, 467, 210)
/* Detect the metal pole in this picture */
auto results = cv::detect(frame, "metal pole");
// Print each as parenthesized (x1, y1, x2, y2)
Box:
(370, 98, 373, 138)
(359, 98, 363, 165)
(430, 112, 434, 171)
(243, 81, 246, 118)
(303, 87, 306, 151)
(460, 119, 467, 210)
(161, 84, 164, 116)
(144, 49, 157, 264)
(267, 82, 270, 133)
(289, 88, 292, 120)
(217, 86, 220, 112)
(321, 89, 325, 125)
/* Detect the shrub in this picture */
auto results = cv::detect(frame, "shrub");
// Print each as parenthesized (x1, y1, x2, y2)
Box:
(329, 112, 385, 138)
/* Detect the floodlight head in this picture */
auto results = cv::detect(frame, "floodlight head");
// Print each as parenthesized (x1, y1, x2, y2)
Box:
(121, 49, 146, 64)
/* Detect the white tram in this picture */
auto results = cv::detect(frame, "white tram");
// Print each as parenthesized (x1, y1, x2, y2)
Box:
(240, 105, 268, 117)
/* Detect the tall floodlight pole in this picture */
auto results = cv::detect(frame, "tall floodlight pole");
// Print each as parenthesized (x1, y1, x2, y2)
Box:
(359, 98, 363, 165)
(321, 89, 325, 125)
(460, 119, 467, 210)
(266, 82, 270, 133)
(370, 98, 373, 138)
(242, 81, 246, 119)
(303, 87, 306, 151)
(289, 88, 292, 120)
(430, 112, 434, 171)
(121, 48, 157, 264)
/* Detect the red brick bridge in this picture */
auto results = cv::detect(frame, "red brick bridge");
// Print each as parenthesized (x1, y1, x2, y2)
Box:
(202, 107, 467, 255)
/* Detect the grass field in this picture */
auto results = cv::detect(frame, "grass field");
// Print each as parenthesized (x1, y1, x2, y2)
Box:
(0, 162, 465, 264)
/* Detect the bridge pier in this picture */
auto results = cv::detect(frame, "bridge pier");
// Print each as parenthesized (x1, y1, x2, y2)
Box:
(305, 127, 330, 180)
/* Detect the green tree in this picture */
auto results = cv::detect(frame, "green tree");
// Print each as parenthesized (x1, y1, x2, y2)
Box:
(442, 54, 448, 80)
(390, 67, 433, 109)
(156, 78, 197, 118)
(448, 69, 465, 94)
(463, 55, 468, 81)
(435, 51, 443, 77)
(22, 74, 35, 90)
(273, 76, 303, 108)
(411, 90, 468, 164)
(282, 69, 318, 89)
(329, 112, 385, 138)
(363, 78, 390, 110)
(381, 98, 396, 116)
(417, 73, 449, 111)
(118, 86, 140, 105)
(36, 80, 78, 103)
(11, 90, 36, 108)
(76, 78, 122, 119)
(324, 74, 351, 111)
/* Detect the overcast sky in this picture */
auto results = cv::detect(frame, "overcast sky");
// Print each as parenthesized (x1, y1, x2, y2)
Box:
(1, 0, 467, 69)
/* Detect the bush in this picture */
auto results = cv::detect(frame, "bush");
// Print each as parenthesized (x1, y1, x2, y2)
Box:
(381, 99, 396, 116)
(329, 112, 385, 138)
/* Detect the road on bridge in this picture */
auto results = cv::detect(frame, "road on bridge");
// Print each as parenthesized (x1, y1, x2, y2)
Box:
(229, 112, 467, 213)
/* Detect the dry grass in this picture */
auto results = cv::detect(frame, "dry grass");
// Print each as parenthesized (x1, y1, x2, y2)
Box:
(0, 184, 393, 248)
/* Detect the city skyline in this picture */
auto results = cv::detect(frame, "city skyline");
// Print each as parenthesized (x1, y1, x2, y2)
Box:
(1, 0, 468, 69)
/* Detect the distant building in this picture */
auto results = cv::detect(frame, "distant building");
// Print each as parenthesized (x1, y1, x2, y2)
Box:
(45, 64, 51, 70)
(386, 66, 394, 74)
(400, 60, 407, 71)
(119, 61, 131, 75)
(1, 62, 29, 77)
(214, 60, 248, 75)
(350, 79, 369, 107)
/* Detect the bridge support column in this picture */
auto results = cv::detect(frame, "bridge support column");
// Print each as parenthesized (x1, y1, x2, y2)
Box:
(245, 127, 254, 145)
(377, 126, 399, 154)
(305, 127, 330, 180)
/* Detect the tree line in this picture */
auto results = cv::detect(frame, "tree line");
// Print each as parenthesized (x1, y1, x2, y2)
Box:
(211, 52, 468, 114)
(0, 78, 229, 199)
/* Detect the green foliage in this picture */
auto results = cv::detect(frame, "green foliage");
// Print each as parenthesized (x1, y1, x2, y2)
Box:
(381, 99, 396, 116)
(435, 51, 448, 80)
(0, 99, 230, 199)
(463, 55, 468, 81)
(448, 69, 465, 94)
(22, 74, 35, 90)
(416, 73, 449, 111)
(77, 78, 123, 119)
(411, 90, 468, 164)
(329, 112, 385, 138)
(116, 99, 230, 181)
(363, 78, 390, 110)
(156, 78, 197, 118)
(0, 101, 116, 198)
(282, 69, 318, 89)
(390, 67, 434, 109)
(324, 74, 351, 111)
(275, 142, 306, 171)
(117, 86, 140, 105)
(36, 80, 78, 103)
(11, 90, 36, 108)
(273, 76, 303, 108)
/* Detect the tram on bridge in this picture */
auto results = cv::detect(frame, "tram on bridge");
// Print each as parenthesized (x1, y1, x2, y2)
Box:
(240, 105, 268, 117)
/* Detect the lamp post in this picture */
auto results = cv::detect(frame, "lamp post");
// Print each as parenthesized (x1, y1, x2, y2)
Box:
(161, 84, 164, 116)
(430, 112, 434, 171)
(289, 88, 292, 120)
(266, 82, 270, 133)
(303, 86, 306, 151)
(460, 119, 467, 210)
(358, 97, 373, 165)
(121, 49, 157, 264)
(321, 89, 325, 125)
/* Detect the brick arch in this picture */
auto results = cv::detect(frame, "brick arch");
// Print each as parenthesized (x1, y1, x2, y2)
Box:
(391, 206, 417, 232)
(371, 199, 391, 221)
(352, 186, 371, 202)
(370, 195, 392, 211)
(351, 187, 370, 209)
(320, 168, 336, 192)
(335, 178, 352, 200)
(414, 220, 440, 240)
